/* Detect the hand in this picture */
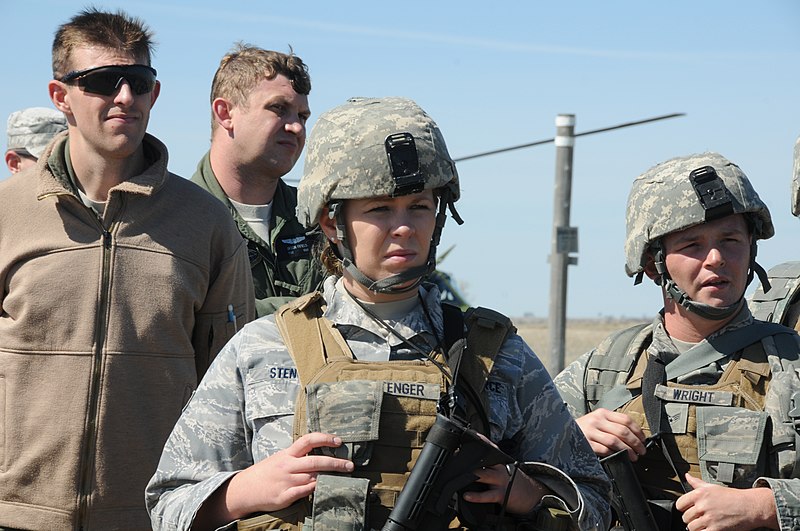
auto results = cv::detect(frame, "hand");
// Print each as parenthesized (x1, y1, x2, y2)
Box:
(194, 432, 354, 530)
(575, 408, 646, 461)
(462, 464, 549, 515)
(675, 473, 778, 531)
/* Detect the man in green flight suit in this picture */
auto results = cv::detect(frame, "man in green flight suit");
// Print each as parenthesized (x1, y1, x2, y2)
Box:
(192, 43, 324, 316)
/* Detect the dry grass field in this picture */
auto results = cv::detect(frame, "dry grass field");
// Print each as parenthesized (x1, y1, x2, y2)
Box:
(514, 317, 648, 377)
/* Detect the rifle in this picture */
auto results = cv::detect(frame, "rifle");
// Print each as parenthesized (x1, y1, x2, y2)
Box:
(381, 413, 513, 531)
(600, 449, 658, 531)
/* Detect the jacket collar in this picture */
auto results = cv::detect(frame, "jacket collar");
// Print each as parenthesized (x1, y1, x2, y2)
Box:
(36, 132, 170, 201)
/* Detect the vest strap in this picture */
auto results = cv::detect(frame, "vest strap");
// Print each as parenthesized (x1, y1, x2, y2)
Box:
(586, 324, 651, 411)
(663, 322, 790, 381)
(440, 303, 514, 432)
(642, 352, 668, 435)
(275, 292, 353, 438)
(461, 306, 514, 422)
(595, 321, 791, 412)
(276, 292, 353, 386)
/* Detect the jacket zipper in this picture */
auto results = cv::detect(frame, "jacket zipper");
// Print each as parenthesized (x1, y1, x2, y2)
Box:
(76, 219, 115, 530)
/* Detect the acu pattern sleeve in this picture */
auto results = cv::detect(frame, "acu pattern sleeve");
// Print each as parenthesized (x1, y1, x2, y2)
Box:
(553, 351, 594, 419)
(504, 335, 610, 530)
(754, 332, 800, 529)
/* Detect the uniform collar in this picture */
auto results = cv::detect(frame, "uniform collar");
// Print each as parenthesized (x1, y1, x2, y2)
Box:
(192, 150, 299, 246)
(322, 276, 444, 347)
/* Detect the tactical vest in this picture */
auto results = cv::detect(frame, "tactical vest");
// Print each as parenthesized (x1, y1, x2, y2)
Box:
(619, 343, 769, 498)
(750, 261, 800, 331)
(586, 321, 795, 501)
(237, 292, 513, 531)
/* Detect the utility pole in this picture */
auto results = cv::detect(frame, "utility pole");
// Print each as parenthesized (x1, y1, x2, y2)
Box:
(548, 114, 577, 374)
(450, 113, 686, 374)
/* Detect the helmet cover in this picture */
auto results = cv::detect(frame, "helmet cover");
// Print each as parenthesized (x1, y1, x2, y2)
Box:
(297, 97, 459, 228)
(625, 152, 773, 278)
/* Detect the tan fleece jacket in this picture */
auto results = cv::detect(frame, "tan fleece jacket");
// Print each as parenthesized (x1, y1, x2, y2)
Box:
(0, 132, 255, 530)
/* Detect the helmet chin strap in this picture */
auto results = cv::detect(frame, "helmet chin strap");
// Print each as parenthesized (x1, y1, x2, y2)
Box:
(661, 276, 743, 321)
(651, 238, 769, 321)
(329, 187, 463, 295)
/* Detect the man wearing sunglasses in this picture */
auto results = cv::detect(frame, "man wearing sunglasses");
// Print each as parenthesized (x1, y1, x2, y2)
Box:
(0, 8, 254, 530)
(191, 44, 324, 317)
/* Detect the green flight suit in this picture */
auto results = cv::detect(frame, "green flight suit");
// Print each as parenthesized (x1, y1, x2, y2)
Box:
(192, 152, 324, 316)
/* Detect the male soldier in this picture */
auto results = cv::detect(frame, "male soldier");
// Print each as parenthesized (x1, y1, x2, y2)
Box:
(192, 44, 324, 316)
(0, 9, 254, 530)
(5, 106, 66, 173)
(749, 136, 800, 331)
(554, 153, 800, 531)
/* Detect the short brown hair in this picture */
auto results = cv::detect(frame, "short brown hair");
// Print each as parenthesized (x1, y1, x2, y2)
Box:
(52, 8, 155, 79)
(210, 43, 311, 130)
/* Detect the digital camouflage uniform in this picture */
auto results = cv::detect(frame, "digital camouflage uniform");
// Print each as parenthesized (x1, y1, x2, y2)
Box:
(554, 307, 800, 530)
(146, 277, 611, 531)
(192, 151, 325, 316)
(554, 152, 800, 531)
(750, 262, 800, 333)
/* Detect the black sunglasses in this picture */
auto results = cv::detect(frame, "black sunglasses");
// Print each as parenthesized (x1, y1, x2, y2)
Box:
(60, 64, 158, 96)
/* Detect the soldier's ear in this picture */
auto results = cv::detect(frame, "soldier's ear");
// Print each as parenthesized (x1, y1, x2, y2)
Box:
(643, 254, 659, 282)
(319, 206, 337, 242)
(49, 80, 71, 114)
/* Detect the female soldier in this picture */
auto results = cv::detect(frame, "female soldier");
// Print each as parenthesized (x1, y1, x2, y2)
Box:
(146, 97, 610, 531)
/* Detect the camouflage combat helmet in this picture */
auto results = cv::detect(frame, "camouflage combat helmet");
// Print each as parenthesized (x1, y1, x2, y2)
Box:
(625, 152, 774, 320)
(792, 136, 799, 217)
(297, 96, 462, 294)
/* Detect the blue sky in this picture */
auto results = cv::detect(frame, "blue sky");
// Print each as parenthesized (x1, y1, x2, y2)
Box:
(2, 1, 798, 318)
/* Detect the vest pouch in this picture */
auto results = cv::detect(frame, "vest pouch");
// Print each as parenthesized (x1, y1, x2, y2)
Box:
(306, 380, 382, 467)
(310, 474, 370, 530)
(236, 499, 311, 531)
(696, 406, 768, 487)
